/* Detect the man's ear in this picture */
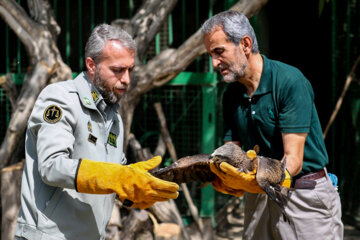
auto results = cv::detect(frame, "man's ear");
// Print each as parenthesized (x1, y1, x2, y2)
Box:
(241, 36, 253, 54)
(86, 57, 96, 75)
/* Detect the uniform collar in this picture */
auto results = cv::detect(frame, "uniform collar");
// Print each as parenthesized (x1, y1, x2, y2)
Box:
(73, 72, 120, 112)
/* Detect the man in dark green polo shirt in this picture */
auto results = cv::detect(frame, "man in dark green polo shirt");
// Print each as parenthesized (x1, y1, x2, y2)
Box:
(201, 10, 343, 239)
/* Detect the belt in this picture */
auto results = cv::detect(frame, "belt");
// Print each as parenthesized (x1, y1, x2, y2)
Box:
(292, 168, 326, 189)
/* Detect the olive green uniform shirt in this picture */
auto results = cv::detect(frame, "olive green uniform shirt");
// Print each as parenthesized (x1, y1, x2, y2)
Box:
(223, 55, 328, 174)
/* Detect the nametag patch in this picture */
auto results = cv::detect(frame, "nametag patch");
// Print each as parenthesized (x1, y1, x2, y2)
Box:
(107, 132, 117, 147)
(88, 134, 97, 145)
(43, 105, 62, 123)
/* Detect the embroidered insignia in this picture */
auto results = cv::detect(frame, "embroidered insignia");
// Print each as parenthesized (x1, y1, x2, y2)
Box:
(268, 107, 275, 119)
(91, 91, 99, 102)
(88, 134, 97, 145)
(87, 121, 92, 132)
(43, 105, 62, 123)
(84, 97, 91, 105)
(107, 132, 117, 147)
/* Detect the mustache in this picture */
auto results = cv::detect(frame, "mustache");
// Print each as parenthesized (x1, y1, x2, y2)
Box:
(217, 63, 229, 71)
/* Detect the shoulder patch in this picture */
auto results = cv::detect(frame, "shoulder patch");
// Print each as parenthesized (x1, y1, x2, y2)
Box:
(43, 105, 62, 123)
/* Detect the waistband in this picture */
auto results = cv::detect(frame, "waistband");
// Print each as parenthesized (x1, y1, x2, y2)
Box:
(292, 168, 326, 189)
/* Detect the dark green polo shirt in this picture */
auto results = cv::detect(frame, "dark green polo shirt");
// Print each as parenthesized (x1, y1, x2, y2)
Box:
(223, 55, 328, 174)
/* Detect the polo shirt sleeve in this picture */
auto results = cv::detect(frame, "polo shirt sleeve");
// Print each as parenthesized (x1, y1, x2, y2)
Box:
(278, 76, 314, 133)
(28, 83, 80, 189)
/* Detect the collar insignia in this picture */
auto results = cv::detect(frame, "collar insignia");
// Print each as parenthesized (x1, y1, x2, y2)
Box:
(84, 97, 91, 105)
(91, 91, 99, 102)
(87, 121, 92, 132)
(107, 132, 117, 147)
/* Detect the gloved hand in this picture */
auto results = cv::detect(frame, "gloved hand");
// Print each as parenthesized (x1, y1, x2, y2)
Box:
(211, 177, 245, 197)
(76, 156, 179, 209)
(282, 168, 292, 188)
(210, 149, 265, 195)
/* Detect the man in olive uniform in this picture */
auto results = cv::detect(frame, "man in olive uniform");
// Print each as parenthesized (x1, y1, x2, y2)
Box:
(15, 24, 179, 240)
(202, 11, 343, 239)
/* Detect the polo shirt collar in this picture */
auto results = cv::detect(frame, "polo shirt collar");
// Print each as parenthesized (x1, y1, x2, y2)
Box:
(253, 55, 272, 96)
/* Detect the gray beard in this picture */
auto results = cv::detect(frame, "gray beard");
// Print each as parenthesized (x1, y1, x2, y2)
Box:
(222, 62, 247, 83)
(93, 69, 119, 104)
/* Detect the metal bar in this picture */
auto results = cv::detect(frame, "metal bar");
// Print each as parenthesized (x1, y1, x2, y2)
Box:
(195, 0, 200, 71)
(208, 0, 213, 73)
(200, 76, 217, 221)
(182, 0, 186, 42)
(330, 0, 337, 172)
(79, 0, 83, 71)
(16, 0, 21, 73)
(346, 0, 351, 73)
(5, 25, 9, 72)
(129, 0, 134, 17)
(168, 14, 173, 46)
(104, 0, 108, 22)
(66, 0, 70, 65)
(155, 33, 160, 55)
(167, 72, 217, 86)
(91, 0, 95, 29)
(116, 0, 120, 18)
(53, 0, 58, 19)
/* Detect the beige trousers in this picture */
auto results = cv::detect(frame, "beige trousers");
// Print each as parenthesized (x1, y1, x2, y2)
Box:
(243, 169, 343, 240)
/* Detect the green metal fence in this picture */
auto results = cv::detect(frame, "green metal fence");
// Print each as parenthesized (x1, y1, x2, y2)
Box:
(0, 0, 238, 222)
(3, 0, 360, 227)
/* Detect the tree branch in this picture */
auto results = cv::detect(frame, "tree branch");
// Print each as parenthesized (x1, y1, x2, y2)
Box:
(130, 0, 178, 63)
(0, 0, 39, 58)
(323, 55, 360, 139)
(0, 74, 18, 111)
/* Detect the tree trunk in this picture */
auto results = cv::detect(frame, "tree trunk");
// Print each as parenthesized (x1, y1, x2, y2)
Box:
(0, 0, 72, 168)
(1, 161, 23, 240)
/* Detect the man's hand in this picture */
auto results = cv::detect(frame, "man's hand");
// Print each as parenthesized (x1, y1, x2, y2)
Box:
(210, 161, 265, 194)
(209, 149, 265, 196)
(76, 156, 179, 209)
(282, 168, 292, 188)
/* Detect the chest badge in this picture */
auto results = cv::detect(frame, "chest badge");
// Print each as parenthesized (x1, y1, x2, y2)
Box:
(43, 105, 62, 123)
(107, 132, 117, 147)
(87, 121, 92, 132)
(88, 134, 97, 145)
(91, 91, 99, 102)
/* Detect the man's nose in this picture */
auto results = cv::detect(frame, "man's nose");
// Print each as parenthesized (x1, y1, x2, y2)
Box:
(120, 70, 131, 85)
(212, 58, 221, 69)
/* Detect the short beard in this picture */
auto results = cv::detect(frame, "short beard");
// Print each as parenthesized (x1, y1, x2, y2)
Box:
(223, 62, 247, 83)
(93, 66, 119, 105)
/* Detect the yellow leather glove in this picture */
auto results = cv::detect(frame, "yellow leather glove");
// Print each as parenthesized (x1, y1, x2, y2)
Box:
(210, 149, 265, 195)
(76, 156, 179, 209)
(282, 168, 292, 188)
(211, 177, 245, 197)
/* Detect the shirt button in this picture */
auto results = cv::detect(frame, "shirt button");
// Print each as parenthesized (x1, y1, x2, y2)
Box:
(252, 111, 256, 115)
(248, 98, 252, 102)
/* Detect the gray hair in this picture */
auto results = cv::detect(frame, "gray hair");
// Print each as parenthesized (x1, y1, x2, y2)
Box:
(201, 10, 259, 53)
(85, 23, 136, 63)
